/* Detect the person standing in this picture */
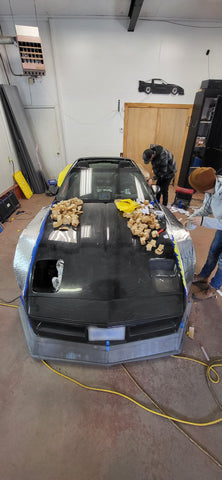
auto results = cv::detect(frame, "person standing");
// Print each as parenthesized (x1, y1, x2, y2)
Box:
(143, 145, 177, 206)
(186, 167, 222, 300)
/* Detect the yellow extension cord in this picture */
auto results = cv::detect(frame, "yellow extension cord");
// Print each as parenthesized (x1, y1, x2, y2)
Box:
(0, 302, 19, 308)
(41, 356, 222, 427)
(1, 301, 222, 428)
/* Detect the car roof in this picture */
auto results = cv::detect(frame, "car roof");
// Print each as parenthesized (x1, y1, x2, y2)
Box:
(72, 156, 138, 169)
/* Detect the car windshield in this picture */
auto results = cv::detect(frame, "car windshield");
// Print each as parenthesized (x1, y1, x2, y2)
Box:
(56, 160, 153, 203)
(155, 79, 167, 85)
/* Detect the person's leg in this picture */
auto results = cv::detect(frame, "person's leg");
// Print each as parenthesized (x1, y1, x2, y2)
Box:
(210, 251, 222, 290)
(192, 230, 222, 299)
(156, 178, 162, 203)
(199, 230, 222, 280)
(161, 178, 171, 206)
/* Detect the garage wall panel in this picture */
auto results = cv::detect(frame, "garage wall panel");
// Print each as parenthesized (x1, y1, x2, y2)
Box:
(24, 106, 65, 180)
(124, 104, 192, 184)
(1, 16, 222, 192)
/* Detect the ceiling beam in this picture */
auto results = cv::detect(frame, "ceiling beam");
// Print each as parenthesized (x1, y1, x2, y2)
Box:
(128, 0, 144, 32)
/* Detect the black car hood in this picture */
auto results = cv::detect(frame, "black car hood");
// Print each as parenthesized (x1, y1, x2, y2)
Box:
(26, 203, 185, 327)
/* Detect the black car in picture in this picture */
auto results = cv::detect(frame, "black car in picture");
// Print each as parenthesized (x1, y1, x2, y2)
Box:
(14, 157, 194, 365)
(139, 78, 184, 95)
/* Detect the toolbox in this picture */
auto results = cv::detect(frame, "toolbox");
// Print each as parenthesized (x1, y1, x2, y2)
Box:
(0, 190, 20, 222)
(173, 186, 194, 210)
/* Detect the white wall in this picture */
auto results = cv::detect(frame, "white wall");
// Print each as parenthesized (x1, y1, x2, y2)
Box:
(0, 18, 66, 192)
(0, 16, 222, 193)
(0, 99, 20, 192)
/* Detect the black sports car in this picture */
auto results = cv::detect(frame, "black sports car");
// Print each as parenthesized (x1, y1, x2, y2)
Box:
(139, 78, 184, 95)
(14, 157, 194, 365)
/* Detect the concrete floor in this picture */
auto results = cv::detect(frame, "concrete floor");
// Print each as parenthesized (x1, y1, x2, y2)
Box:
(0, 187, 222, 480)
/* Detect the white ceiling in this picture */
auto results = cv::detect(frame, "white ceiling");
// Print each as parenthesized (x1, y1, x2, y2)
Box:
(1, 0, 222, 23)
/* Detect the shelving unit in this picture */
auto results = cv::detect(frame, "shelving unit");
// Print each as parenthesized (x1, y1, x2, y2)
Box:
(178, 80, 222, 187)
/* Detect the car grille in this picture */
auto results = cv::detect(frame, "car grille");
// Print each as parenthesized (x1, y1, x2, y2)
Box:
(30, 316, 181, 344)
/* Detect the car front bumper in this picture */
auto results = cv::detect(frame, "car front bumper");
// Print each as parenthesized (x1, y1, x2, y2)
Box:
(18, 298, 191, 366)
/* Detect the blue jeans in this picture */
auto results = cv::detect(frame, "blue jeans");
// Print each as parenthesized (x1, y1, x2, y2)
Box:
(200, 230, 222, 289)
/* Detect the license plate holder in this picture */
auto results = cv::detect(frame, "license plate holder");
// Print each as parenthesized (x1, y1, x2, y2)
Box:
(88, 326, 125, 341)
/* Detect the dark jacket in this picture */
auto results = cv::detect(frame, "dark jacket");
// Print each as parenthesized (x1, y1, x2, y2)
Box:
(151, 145, 177, 180)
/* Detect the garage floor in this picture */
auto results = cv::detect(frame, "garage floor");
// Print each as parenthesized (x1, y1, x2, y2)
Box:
(0, 186, 222, 480)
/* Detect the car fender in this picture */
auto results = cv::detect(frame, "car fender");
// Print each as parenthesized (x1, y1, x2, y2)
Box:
(162, 206, 195, 293)
(14, 206, 51, 293)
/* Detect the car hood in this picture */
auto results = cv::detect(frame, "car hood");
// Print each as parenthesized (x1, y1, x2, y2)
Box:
(26, 203, 185, 326)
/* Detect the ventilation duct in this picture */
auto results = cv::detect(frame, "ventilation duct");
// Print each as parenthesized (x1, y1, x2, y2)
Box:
(15, 25, 45, 77)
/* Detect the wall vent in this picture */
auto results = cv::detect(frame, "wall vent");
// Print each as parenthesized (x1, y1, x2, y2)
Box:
(15, 25, 45, 76)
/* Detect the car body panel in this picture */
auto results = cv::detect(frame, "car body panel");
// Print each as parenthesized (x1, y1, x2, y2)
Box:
(18, 298, 192, 365)
(14, 157, 194, 364)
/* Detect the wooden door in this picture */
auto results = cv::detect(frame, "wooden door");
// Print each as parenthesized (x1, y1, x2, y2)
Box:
(123, 103, 192, 185)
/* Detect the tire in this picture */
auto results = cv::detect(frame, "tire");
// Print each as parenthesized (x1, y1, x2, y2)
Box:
(172, 87, 178, 95)
(145, 86, 151, 94)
